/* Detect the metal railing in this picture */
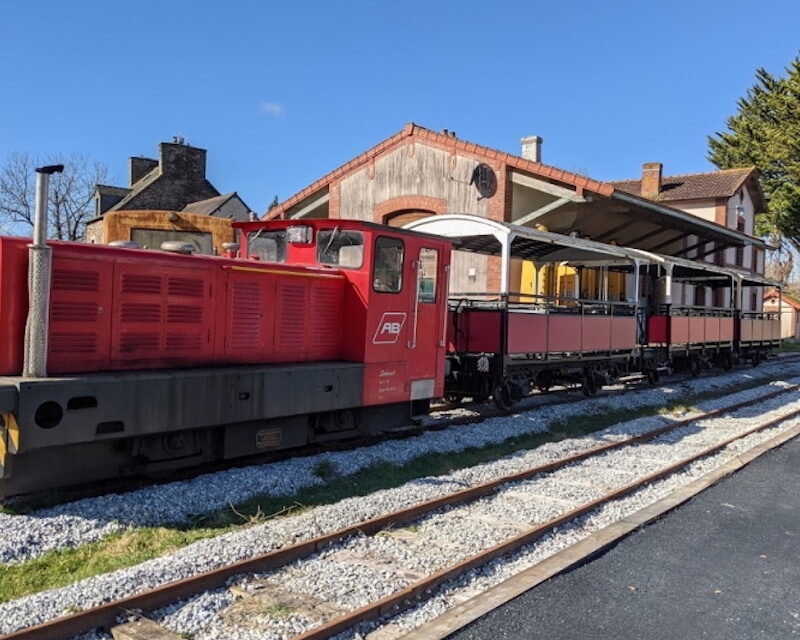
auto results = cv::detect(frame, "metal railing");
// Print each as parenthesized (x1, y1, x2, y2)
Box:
(449, 291, 636, 317)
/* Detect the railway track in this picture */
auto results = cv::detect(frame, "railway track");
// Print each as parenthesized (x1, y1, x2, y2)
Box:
(4, 381, 800, 640)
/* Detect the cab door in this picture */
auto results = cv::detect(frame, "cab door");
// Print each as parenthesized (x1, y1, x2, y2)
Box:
(406, 242, 448, 400)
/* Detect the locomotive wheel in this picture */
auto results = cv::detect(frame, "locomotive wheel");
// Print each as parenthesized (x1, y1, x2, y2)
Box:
(752, 351, 761, 367)
(721, 352, 733, 371)
(689, 356, 701, 377)
(493, 382, 514, 413)
(646, 368, 660, 385)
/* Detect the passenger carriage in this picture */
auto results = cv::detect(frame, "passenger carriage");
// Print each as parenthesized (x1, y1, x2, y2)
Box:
(405, 215, 781, 410)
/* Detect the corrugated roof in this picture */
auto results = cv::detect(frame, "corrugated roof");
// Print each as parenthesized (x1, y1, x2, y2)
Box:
(609, 167, 756, 203)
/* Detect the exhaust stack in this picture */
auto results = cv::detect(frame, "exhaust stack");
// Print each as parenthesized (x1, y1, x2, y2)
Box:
(23, 164, 63, 378)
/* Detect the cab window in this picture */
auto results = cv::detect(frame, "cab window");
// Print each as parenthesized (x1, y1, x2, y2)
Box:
(373, 236, 404, 293)
(317, 229, 364, 268)
(248, 230, 286, 262)
(418, 248, 438, 302)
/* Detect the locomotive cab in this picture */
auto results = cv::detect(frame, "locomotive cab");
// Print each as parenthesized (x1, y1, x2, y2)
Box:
(233, 219, 453, 408)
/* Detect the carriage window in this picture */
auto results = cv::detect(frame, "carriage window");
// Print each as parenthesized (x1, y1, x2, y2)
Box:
(418, 248, 438, 302)
(373, 237, 404, 293)
(317, 229, 364, 268)
(248, 230, 286, 262)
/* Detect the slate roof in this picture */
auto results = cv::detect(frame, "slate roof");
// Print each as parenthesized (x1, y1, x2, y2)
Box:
(182, 192, 238, 215)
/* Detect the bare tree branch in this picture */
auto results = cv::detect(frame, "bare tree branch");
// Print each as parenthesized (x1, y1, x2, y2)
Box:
(0, 151, 108, 240)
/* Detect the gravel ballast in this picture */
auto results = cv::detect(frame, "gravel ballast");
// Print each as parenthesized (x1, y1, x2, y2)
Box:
(1, 374, 799, 637)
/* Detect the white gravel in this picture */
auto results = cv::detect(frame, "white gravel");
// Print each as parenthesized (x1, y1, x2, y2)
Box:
(155, 390, 800, 640)
(2, 369, 799, 638)
(1, 358, 798, 567)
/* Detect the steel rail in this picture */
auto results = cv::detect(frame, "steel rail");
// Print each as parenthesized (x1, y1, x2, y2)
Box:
(2, 383, 799, 640)
(293, 402, 800, 640)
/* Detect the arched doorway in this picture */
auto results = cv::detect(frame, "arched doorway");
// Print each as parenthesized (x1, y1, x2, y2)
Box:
(382, 210, 435, 228)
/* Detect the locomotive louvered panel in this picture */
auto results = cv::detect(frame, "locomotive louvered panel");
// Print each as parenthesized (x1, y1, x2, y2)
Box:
(119, 332, 160, 353)
(278, 283, 306, 351)
(121, 273, 162, 295)
(50, 332, 98, 355)
(168, 276, 204, 298)
(50, 332, 98, 354)
(167, 304, 203, 324)
(120, 303, 161, 323)
(311, 286, 341, 353)
(51, 301, 99, 323)
(52, 269, 100, 292)
(48, 255, 113, 373)
(166, 332, 202, 352)
(230, 281, 262, 348)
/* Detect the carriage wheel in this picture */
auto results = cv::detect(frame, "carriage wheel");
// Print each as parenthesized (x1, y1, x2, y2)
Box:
(582, 371, 599, 397)
(443, 395, 463, 408)
(493, 382, 514, 412)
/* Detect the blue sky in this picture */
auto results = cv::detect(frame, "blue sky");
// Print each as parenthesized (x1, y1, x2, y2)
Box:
(1, 0, 799, 214)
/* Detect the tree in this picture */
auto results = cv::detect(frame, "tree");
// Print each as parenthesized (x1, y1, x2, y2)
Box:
(0, 152, 108, 240)
(708, 54, 800, 252)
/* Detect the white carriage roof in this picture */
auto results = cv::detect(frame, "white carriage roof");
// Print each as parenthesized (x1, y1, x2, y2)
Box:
(404, 214, 777, 288)
(404, 214, 649, 268)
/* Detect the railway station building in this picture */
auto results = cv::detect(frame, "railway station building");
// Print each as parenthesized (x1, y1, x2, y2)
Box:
(265, 123, 768, 310)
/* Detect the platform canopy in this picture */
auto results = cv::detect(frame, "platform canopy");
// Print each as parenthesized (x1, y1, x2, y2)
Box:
(507, 170, 766, 257)
(403, 214, 776, 298)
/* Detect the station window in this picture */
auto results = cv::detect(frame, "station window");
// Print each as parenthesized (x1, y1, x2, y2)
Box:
(418, 248, 438, 302)
(248, 230, 287, 262)
(317, 229, 364, 268)
(373, 236, 404, 293)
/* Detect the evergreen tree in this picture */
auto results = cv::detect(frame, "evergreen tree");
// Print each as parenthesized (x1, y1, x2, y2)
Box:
(708, 54, 800, 250)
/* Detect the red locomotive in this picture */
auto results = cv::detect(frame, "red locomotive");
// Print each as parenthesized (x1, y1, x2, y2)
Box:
(0, 220, 451, 495)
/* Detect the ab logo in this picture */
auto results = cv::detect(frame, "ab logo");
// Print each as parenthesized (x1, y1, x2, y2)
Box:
(373, 312, 407, 344)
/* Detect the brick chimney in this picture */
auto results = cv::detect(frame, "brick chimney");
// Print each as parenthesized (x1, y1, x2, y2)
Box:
(641, 162, 663, 198)
(129, 157, 158, 186)
(521, 136, 543, 162)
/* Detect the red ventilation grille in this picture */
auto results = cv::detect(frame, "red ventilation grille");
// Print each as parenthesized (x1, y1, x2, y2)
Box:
(278, 284, 305, 349)
(231, 281, 261, 347)
(52, 270, 100, 292)
(120, 303, 161, 323)
(50, 332, 98, 354)
(168, 277, 204, 298)
(119, 333, 160, 352)
(51, 302, 98, 323)
(122, 274, 162, 295)
(166, 332, 202, 351)
(312, 287, 339, 351)
(167, 305, 203, 324)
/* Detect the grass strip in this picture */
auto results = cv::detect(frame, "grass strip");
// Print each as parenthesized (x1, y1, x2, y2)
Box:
(0, 372, 792, 604)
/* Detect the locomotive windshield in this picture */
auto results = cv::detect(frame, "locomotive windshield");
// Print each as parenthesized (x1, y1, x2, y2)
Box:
(317, 229, 364, 268)
(248, 230, 287, 262)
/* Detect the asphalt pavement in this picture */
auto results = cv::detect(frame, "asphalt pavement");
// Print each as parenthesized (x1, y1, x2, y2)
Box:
(449, 435, 800, 640)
